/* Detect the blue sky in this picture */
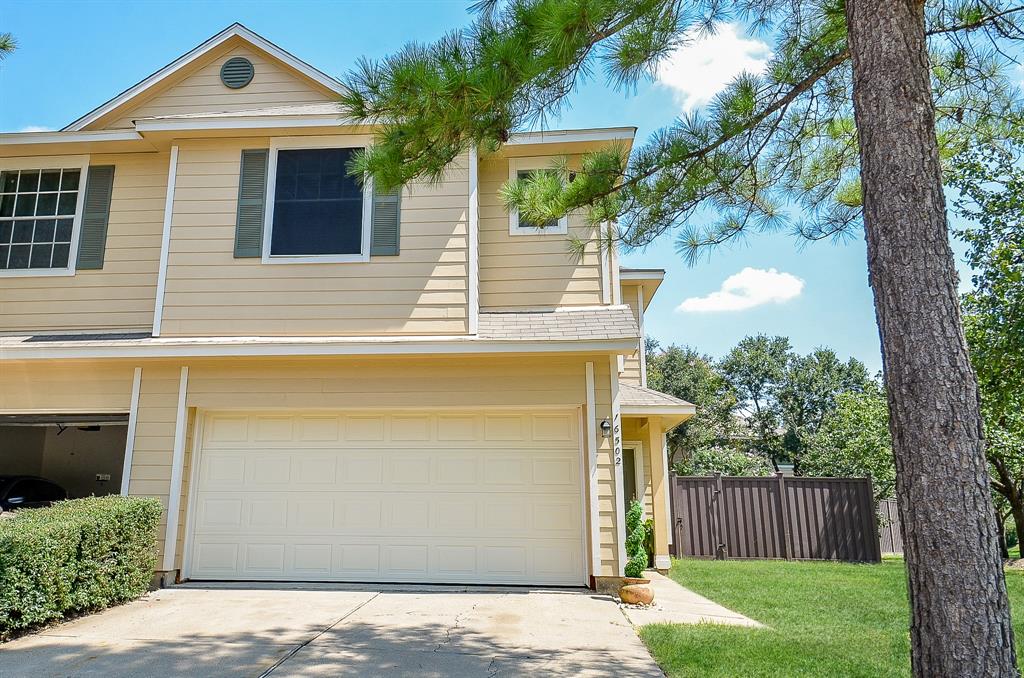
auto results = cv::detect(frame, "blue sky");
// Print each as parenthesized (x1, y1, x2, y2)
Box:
(0, 1, 976, 373)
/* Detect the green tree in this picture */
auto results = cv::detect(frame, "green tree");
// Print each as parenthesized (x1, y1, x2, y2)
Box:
(802, 384, 895, 503)
(777, 348, 871, 469)
(949, 130, 1024, 556)
(0, 33, 15, 60)
(674, 445, 774, 477)
(646, 342, 738, 465)
(341, 0, 1023, 671)
(718, 334, 791, 458)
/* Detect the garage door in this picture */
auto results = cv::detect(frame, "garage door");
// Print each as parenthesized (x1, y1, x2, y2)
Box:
(186, 410, 585, 585)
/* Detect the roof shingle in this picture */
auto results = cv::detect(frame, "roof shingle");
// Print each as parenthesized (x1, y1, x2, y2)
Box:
(477, 306, 638, 342)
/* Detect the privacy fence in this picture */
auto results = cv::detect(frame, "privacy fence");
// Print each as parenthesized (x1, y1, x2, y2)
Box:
(670, 473, 882, 562)
(877, 498, 903, 554)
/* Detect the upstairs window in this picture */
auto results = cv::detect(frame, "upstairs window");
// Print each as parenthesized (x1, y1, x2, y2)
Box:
(264, 143, 371, 263)
(507, 157, 569, 236)
(0, 168, 80, 271)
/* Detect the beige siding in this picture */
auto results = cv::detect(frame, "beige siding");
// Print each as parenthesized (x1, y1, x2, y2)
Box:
(478, 155, 603, 310)
(102, 44, 335, 130)
(0, 361, 135, 412)
(619, 283, 642, 385)
(0, 153, 166, 334)
(159, 138, 469, 336)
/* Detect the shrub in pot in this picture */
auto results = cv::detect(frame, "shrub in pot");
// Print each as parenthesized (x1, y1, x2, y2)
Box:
(619, 499, 654, 605)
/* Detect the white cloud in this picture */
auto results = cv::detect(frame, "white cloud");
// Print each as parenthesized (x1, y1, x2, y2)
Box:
(17, 126, 51, 133)
(656, 23, 771, 112)
(677, 267, 804, 313)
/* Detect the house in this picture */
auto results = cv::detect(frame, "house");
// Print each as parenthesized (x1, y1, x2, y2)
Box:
(0, 24, 694, 589)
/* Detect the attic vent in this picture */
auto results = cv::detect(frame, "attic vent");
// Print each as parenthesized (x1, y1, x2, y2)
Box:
(220, 57, 254, 89)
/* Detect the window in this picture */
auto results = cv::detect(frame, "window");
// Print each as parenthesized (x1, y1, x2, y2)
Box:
(263, 140, 372, 263)
(0, 168, 80, 271)
(507, 157, 569, 236)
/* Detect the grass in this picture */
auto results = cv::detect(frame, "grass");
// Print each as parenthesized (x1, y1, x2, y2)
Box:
(639, 557, 1024, 677)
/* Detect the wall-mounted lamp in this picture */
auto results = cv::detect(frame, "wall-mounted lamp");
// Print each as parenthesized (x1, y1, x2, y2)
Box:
(600, 419, 612, 439)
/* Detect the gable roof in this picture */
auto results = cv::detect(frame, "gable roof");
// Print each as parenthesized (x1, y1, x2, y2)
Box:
(63, 23, 344, 132)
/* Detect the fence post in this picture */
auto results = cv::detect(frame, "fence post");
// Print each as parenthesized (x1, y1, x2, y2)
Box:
(866, 477, 882, 562)
(713, 472, 727, 560)
(777, 472, 792, 560)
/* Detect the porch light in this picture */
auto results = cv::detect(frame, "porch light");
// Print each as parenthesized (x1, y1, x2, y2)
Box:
(600, 419, 612, 439)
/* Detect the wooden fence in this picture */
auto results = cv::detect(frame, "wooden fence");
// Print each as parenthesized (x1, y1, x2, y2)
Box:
(670, 473, 882, 562)
(877, 498, 903, 554)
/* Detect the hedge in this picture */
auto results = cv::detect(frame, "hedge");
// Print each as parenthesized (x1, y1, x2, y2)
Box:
(0, 495, 163, 638)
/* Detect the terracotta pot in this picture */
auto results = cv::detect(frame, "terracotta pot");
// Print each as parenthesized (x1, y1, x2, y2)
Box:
(619, 578, 654, 605)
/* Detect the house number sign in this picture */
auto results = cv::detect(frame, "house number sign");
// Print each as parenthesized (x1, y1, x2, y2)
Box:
(613, 412, 622, 466)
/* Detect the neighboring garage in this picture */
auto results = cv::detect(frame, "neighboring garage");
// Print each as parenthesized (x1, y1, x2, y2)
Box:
(0, 414, 128, 501)
(184, 410, 586, 586)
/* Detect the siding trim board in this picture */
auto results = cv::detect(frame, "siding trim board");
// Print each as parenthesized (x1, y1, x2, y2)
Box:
(161, 366, 189, 572)
(153, 145, 179, 337)
(468, 145, 480, 334)
(119, 367, 143, 495)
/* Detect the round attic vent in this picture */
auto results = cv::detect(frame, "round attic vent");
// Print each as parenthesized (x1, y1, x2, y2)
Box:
(220, 57, 254, 89)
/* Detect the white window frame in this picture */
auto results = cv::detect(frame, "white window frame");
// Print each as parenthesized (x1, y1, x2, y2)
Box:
(507, 156, 569, 236)
(0, 155, 89, 278)
(262, 135, 373, 264)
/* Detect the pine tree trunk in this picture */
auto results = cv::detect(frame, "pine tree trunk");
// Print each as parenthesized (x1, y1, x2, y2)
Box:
(845, 1, 1017, 675)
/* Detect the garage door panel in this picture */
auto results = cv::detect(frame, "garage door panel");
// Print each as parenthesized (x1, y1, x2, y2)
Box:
(189, 410, 584, 585)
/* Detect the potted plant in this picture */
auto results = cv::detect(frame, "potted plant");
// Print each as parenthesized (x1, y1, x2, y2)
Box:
(619, 499, 655, 605)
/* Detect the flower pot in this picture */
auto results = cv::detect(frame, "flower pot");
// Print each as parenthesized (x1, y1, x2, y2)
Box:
(619, 577, 654, 605)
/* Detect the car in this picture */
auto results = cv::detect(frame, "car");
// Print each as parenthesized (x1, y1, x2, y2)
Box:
(0, 476, 68, 512)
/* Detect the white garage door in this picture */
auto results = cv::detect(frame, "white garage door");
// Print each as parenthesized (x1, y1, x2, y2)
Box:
(186, 410, 585, 585)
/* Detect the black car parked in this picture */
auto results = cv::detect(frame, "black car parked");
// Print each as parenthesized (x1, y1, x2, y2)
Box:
(0, 476, 67, 512)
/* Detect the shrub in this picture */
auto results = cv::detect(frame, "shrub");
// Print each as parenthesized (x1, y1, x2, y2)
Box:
(624, 499, 648, 578)
(0, 495, 162, 638)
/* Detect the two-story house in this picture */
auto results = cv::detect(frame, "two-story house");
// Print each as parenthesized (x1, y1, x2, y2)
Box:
(0, 24, 693, 590)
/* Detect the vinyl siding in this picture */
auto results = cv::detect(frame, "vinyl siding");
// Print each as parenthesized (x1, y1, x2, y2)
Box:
(620, 283, 642, 385)
(0, 152, 166, 334)
(101, 44, 335, 130)
(478, 154, 603, 311)
(0, 360, 135, 412)
(159, 138, 470, 336)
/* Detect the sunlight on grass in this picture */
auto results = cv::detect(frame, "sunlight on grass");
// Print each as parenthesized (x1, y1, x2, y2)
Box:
(640, 558, 1024, 677)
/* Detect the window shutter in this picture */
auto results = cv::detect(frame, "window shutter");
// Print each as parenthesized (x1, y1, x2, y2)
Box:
(75, 165, 115, 270)
(370, 185, 401, 256)
(234, 149, 268, 258)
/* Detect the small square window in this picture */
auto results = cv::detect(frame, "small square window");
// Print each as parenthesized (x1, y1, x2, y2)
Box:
(508, 160, 569, 236)
(0, 165, 83, 272)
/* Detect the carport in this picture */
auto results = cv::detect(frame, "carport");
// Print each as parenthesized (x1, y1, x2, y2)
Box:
(0, 413, 129, 499)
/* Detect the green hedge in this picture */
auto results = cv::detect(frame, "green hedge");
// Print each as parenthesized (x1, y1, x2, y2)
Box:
(0, 495, 162, 638)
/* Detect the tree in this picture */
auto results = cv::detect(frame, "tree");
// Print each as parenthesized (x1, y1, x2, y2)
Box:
(674, 445, 774, 477)
(646, 342, 738, 465)
(718, 334, 790, 457)
(802, 384, 895, 503)
(0, 33, 15, 60)
(340, 1, 1024, 671)
(949, 128, 1024, 560)
(777, 348, 871, 470)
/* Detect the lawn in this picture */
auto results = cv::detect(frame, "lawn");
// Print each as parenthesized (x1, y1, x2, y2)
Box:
(640, 557, 1024, 677)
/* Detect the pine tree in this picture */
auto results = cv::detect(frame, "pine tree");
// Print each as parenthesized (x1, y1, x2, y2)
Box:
(339, 2, 1024, 673)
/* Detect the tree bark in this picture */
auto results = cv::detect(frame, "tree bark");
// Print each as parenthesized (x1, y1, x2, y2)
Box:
(845, 1, 1017, 675)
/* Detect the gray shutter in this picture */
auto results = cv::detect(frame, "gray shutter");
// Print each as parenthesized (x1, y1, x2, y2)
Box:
(234, 149, 268, 258)
(75, 165, 115, 270)
(370, 184, 401, 256)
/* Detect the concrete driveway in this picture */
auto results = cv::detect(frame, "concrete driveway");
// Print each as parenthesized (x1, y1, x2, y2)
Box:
(2, 583, 663, 677)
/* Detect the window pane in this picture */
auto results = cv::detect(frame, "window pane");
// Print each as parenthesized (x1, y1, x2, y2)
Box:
(57, 192, 77, 216)
(55, 219, 73, 242)
(0, 221, 11, 243)
(35, 192, 58, 216)
(0, 194, 13, 218)
(60, 169, 80, 191)
(34, 219, 55, 242)
(11, 221, 33, 243)
(18, 170, 39, 193)
(1, 172, 17, 193)
(0, 245, 7, 267)
(8, 244, 29, 268)
(39, 170, 61, 191)
(15, 194, 36, 217)
(51, 243, 70, 268)
(271, 148, 364, 256)
(29, 244, 52, 268)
